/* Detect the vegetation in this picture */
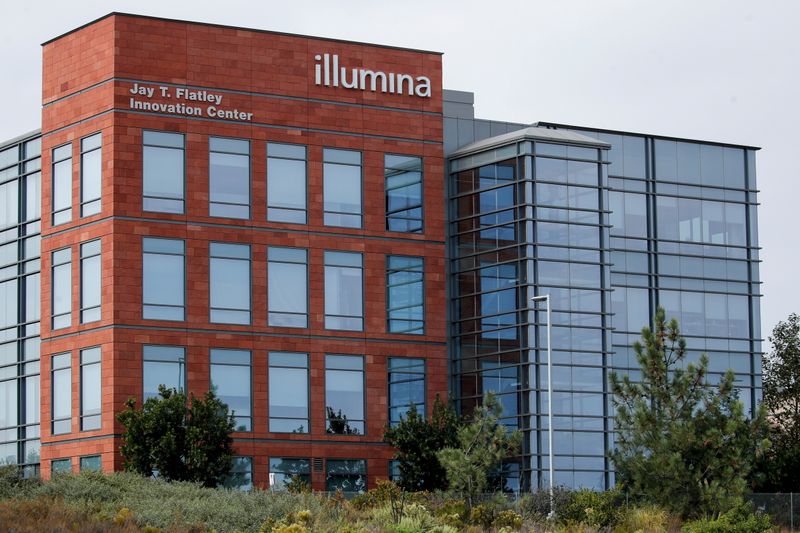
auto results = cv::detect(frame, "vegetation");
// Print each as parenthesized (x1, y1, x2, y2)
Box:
(383, 395, 460, 491)
(117, 385, 236, 487)
(610, 307, 769, 518)
(756, 312, 800, 491)
(0, 466, 777, 531)
(437, 393, 522, 510)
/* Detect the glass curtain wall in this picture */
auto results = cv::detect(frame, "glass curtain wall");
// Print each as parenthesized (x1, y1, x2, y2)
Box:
(0, 133, 41, 476)
(449, 137, 611, 491)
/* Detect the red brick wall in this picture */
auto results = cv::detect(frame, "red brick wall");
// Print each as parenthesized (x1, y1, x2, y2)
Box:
(39, 14, 445, 490)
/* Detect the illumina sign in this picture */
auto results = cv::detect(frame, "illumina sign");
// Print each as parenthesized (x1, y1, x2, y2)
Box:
(313, 53, 432, 98)
(127, 83, 253, 121)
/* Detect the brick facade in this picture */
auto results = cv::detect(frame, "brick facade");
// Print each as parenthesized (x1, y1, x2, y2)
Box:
(39, 13, 445, 490)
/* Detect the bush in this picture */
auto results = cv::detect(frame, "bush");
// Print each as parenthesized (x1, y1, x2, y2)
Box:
(518, 486, 574, 521)
(682, 500, 773, 533)
(558, 488, 623, 529)
(0, 464, 42, 500)
(493, 509, 523, 530)
(615, 504, 670, 533)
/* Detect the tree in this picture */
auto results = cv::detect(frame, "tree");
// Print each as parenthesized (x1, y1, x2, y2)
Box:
(383, 395, 460, 491)
(755, 313, 800, 491)
(610, 307, 769, 518)
(436, 393, 521, 509)
(117, 385, 236, 487)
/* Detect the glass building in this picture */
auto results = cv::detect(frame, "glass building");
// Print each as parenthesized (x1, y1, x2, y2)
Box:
(0, 16, 761, 492)
(444, 91, 761, 490)
(0, 130, 42, 476)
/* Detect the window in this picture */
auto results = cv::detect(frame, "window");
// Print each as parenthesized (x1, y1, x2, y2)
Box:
(385, 154, 423, 233)
(80, 240, 101, 323)
(269, 352, 309, 433)
(224, 457, 253, 491)
(389, 460, 401, 483)
(269, 457, 310, 491)
(51, 248, 71, 330)
(324, 251, 363, 331)
(326, 459, 366, 493)
(51, 458, 71, 475)
(0, 179, 18, 230)
(80, 347, 101, 431)
(210, 349, 251, 431)
(52, 143, 72, 225)
(143, 346, 185, 401)
(267, 143, 306, 223)
(323, 148, 362, 228)
(325, 355, 364, 434)
(79, 455, 101, 472)
(80, 133, 102, 216)
(143, 131, 184, 213)
(142, 238, 184, 321)
(209, 243, 251, 324)
(388, 358, 425, 425)
(386, 256, 424, 334)
(51, 352, 71, 435)
(209, 137, 249, 219)
(268, 247, 307, 328)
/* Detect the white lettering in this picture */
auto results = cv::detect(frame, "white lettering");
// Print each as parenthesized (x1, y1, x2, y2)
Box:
(313, 54, 431, 98)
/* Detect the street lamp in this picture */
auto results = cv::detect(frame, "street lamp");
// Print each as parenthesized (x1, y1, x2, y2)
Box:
(531, 294, 554, 519)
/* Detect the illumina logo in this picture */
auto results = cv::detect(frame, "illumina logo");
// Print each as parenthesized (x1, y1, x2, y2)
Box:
(313, 53, 431, 98)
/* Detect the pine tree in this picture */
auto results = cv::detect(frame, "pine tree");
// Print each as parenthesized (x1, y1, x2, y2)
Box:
(383, 395, 460, 491)
(756, 313, 800, 491)
(610, 307, 769, 518)
(436, 393, 521, 509)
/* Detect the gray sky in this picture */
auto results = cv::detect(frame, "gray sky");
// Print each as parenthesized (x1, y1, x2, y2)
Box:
(4, 0, 797, 347)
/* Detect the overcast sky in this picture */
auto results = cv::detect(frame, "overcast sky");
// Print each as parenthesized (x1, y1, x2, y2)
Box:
(3, 0, 797, 348)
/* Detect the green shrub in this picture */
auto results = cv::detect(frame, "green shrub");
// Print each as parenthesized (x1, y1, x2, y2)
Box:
(682, 500, 773, 533)
(493, 509, 523, 530)
(0, 464, 42, 500)
(615, 504, 669, 533)
(518, 486, 574, 521)
(469, 502, 495, 528)
(559, 488, 623, 529)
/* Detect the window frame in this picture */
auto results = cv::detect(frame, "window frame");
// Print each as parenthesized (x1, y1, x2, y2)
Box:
(268, 351, 310, 433)
(386, 255, 425, 335)
(323, 148, 363, 228)
(51, 352, 71, 435)
(209, 136, 251, 219)
(79, 133, 102, 217)
(79, 240, 101, 324)
(79, 346, 101, 431)
(51, 247, 72, 330)
(323, 251, 364, 331)
(51, 142, 72, 226)
(324, 354, 366, 435)
(266, 142, 307, 224)
(384, 152, 424, 234)
(142, 130, 186, 214)
(209, 242, 251, 325)
(209, 348, 252, 432)
(142, 345, 186, 401)
(387, 357, 426, 426)
(267, 246, 308, 328)
(141, 237, 186, 321)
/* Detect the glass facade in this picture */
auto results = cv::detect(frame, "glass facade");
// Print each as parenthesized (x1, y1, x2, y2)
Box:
(142, 238, 185, 321)
(209, 242, 251, 325)
(325, 354, 364, 435)
(268, 247, 308, 328)
(324, 251, 363, 331)
(386, 256, 424, 334)
(269, 457, 311, 490)
(448, 123, 761, 491)
(142, 345, 185, 400)
(80, 133, 102, 217)
(80, 347, 101, 431)
(0, 134, 40, 475)
(388, 357, 425, 425)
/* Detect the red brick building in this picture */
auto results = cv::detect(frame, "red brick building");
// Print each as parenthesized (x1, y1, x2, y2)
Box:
(37, 13, 446, 490)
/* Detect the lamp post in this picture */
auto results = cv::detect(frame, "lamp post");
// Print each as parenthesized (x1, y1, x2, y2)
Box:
(531, 294, 554, 519)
